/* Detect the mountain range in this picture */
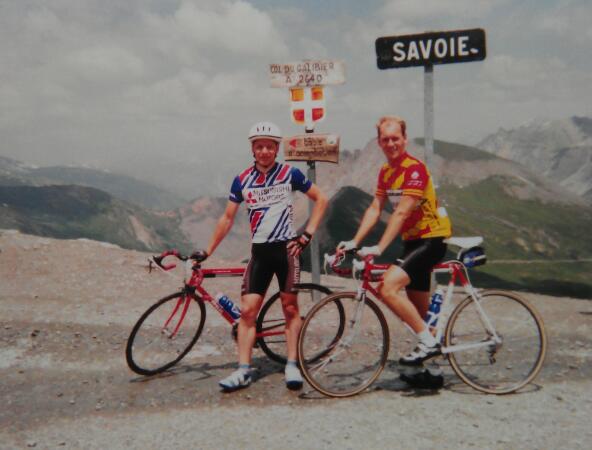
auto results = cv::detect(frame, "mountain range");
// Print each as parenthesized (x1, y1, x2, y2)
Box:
(477, 116, 592, 203)
(0, 156, 186, 210)
(0, 184, 190, 252)
(1, 117, 591, 298)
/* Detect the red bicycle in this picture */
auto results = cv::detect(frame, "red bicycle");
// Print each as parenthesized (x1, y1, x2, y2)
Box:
(125, 249, 335, 376)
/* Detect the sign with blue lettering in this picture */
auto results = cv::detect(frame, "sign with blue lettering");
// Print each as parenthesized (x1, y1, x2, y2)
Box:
(376, 28, 486, 69)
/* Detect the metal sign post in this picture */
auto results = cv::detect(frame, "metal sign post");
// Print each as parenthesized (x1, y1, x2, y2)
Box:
(424, 63, 434, 172)
(306, 156, 321, 286)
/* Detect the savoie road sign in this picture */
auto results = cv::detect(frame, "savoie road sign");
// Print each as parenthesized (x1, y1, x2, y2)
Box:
(269, 60, 345, 88)
(376, 28, 486, 69)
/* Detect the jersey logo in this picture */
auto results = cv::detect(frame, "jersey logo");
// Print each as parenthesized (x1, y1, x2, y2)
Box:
(411, 171, 419, 179)
(246, 191, 257, 205)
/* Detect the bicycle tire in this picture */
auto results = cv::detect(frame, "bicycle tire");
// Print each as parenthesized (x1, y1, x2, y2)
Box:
(126, 291, 206, 376)
(445, 290, 547, 394)
(256, 283, 335, 364)
(298, 292, 390, 398)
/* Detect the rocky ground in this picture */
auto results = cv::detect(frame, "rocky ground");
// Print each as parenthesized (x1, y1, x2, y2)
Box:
(1, 230, 591, 450)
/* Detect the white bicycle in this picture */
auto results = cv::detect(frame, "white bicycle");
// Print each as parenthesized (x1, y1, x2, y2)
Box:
(297, 237, 548, 397)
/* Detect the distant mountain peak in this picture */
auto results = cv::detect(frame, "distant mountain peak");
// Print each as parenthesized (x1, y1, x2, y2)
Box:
(477, 116, 592, 203)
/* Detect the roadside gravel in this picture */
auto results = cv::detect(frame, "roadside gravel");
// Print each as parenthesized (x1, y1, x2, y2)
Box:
(1, 230, 591, 450)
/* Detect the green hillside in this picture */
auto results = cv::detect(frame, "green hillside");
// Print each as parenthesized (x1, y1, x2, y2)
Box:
(439, 175, 592, 298)
(0, 185, 191, 252)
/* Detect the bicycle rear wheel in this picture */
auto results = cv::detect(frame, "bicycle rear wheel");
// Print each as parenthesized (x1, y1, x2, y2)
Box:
(298, 292, 389, 398)
(126, 291, 206, 376)
(256, 283, 335, 364)
(445, 290, 547, 394)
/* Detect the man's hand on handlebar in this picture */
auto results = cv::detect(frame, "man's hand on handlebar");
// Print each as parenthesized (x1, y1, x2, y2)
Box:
(358, 245, 381, 258)
(190, 249, 209, 263)
(336, 239, 358, 255)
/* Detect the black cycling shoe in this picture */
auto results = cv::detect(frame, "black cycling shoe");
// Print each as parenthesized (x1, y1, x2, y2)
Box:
(400, 370, 444, 390)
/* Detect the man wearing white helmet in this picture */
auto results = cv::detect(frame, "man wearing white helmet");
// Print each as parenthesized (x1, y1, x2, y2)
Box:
(197, 121, 328, 392)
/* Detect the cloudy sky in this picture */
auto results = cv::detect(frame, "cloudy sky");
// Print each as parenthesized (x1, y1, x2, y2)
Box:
(1, 0, 590, 197)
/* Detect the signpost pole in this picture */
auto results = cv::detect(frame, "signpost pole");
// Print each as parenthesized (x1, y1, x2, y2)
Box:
(423, 64, 437, 291)
(305, 131, 321, 289)
(424, 63, 434, 172)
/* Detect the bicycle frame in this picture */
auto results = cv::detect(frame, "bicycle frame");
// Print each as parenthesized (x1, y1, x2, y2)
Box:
(350, 257, 502, 356)
(431, 262, 502, 354)
(155, 257, 284, 341)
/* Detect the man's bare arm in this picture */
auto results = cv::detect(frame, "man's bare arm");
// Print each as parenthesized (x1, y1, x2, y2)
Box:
(205, 201, 240, 256)
(302, 184, 328, 235)
(287, 184, 328, 257)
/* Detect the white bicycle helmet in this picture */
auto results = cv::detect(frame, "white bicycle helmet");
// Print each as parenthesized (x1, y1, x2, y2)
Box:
(248, 121, 282, 143)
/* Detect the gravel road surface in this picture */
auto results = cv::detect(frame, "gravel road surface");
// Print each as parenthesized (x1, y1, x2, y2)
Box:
(1, 230, 591, 450)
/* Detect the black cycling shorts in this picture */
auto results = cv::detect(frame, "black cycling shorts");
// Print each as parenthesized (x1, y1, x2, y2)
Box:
(399, 237, 447, 292)
(241, 241, 300, 296)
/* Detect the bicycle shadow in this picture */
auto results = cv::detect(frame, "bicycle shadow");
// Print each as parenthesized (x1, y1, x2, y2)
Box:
(128, 356, 284, 385)
(298, 359, 444, 400)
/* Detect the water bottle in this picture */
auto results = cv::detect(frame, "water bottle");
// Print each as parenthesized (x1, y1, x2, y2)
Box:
(425, 287, 444, 329)
(215, 293, 241, 321)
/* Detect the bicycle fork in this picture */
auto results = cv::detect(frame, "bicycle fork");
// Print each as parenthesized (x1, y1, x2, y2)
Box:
(162, 294, 191, 339)
(309, 290, 369, 374)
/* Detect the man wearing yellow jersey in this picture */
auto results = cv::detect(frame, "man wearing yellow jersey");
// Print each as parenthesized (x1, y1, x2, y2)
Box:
(337, 115, 452, 367)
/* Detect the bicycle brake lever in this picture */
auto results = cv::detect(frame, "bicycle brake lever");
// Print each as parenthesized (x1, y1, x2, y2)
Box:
(151, 255, 177, 272)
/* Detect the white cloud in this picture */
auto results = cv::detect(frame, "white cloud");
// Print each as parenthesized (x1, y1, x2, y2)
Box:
(24, 8, 61, 35)
(380, 0, 507, 21)
(483, 54, 591, 102)
(533, 0, 592, 43)
(171, 0, 288, 56)
(63, 46, 145, 85)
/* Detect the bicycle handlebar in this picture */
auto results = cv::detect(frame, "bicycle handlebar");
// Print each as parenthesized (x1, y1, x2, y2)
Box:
(324, 250, 376, 277)
(150, 249, 188, 272)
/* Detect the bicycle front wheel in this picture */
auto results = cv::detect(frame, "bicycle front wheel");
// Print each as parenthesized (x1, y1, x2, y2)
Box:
(445, 290, 547, 394)
(256, 283, 334, 364)
(126, 291, 206, 376)
(298, 292, 389, 398)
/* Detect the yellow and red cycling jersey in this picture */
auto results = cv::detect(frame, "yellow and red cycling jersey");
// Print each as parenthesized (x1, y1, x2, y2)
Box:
(375, 152, 452, 241)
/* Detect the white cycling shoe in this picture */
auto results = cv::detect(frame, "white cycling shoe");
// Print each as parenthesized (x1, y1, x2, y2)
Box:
(219, 368, 252, 392)
(285, 364, 303, 390)
(399, 342, 442, 366)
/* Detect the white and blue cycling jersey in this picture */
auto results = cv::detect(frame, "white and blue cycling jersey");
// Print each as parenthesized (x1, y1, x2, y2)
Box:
(229, 162, 312, 243)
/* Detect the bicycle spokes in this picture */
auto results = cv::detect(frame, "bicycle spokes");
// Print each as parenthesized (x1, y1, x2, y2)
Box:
(298, 293, 389, 398)
(445, 291, 546, 394)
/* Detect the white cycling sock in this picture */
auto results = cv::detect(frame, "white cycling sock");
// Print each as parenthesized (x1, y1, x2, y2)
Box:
(418, 329, 438, 347)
